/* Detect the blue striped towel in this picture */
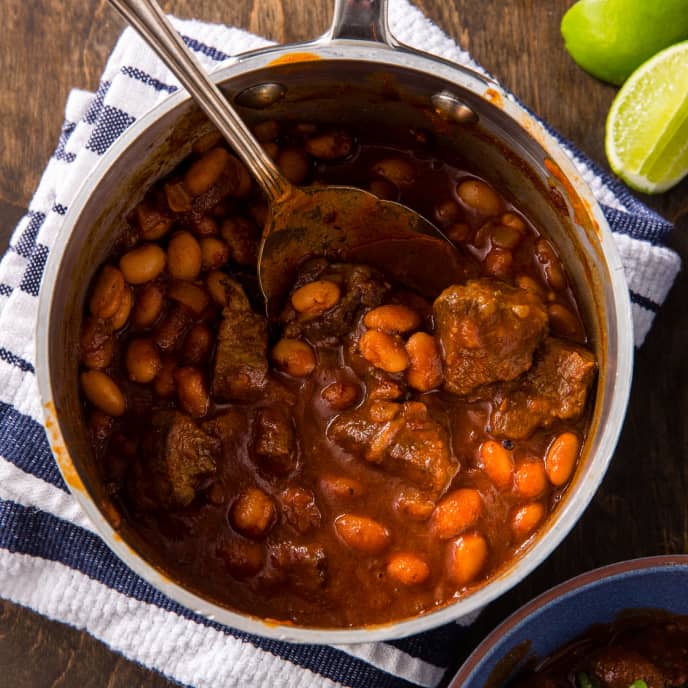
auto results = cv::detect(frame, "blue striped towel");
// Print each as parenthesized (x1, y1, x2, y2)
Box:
(0, 1, 680, 686)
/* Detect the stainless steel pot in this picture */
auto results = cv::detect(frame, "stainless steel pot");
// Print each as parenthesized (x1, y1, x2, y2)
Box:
(35, 0, 633, 643)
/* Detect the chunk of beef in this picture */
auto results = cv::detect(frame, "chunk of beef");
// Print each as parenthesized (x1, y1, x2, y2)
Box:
(251, 405, 296, 476)
(202, 407, 248, 449)
(135, 411, 220, 509)
(364, 367, 405, 401)
(211, 277, 268, 402)
(280, 486, 321, 534)
(592, 647, 665, 688)
(433, 278, 548, 396)
(154, 304, 192, 352)
(281, 260, 389, 345)
(328, 401, 458, 498)
(490, 337, 596, 439)
(264, 542, 328, 597)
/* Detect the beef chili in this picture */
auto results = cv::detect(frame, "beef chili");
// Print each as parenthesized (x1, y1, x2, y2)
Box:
(78, 120, 597, 627)
(513, 612, 688, 688)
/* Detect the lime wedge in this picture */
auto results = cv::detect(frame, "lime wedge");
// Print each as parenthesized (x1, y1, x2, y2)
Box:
(606, 40, 688, 194)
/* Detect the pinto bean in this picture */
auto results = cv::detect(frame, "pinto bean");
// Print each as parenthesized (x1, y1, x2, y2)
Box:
(491, 225, 523, 250)
(545, 432, 580, 486)
(319, 475, 365, 500)
(405, 332, 442, 392)
(535, 238, 566, 291)
(174, 367, 210, 418)
(88, 409, 114, 446)
(252, 120, 279, 142)
(387, 552, 430, 585)
(132, 282, 165, 328)
(80, 317, 114, 370)
(291, 280, 341, 315)
(484, 248, 513, 278)
(271, 338, 316, 377)
(111, 286, 133, 330)
(335, 514, 390, 554)
(514, 459, 548, 499)
(168, 280, 210, 316)
(164, 180, 193, 213)
(230, 488, 276, 539)
(371, 158, 415, 188)
(364, 305, 421, 333)
(359, 330, 409, 373)
(184, 147, 230, 196)
(431, 488, 483, 539)
(89, 265, 125, 319)
(119, 244, 166, 285)
(135, 201, 173, 240)
(511, 502, 546, 540)
(81, 370, 125, 417)
(434, 199, 462, 226)
(395, 490, 435, 521)
(479, 440, 513, 490)
(501, 212, 526, 232)
(457, 179, 503, 216)
(548, 303, 582, 339)
(200, 237, 230, 271)
(125, 338, 161, 384)
(167, 231, 202, 281)
(321, 381, 360, 410)
(515, 274, 546, 299)
(154, 305, 191, 352)
(447, 532, 488, 586)
(305, 130, 353, 159)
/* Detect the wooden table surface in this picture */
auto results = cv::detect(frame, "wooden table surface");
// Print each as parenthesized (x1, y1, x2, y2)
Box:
(1, 1, 687, 686)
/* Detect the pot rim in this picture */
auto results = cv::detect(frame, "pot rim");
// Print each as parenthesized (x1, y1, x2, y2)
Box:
(449, 554, 688, 685)
(35, 36, 634, 643)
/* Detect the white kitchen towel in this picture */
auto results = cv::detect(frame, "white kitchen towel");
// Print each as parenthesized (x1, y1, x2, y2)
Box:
(0, 1, 680, 687)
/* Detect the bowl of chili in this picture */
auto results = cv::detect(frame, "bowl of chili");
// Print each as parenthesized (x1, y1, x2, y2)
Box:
(450, 555, 688, 687)
(35, 0, 633, 641)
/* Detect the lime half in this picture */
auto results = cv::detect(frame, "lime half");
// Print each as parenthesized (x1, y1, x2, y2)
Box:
(606, 40, 688, 194)
(561, 0, 688, 86)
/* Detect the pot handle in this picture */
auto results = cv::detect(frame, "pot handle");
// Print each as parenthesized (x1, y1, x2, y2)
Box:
(328, 0, 395, 45)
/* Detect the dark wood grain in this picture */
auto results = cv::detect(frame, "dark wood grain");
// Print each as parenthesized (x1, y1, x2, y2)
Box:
(0, 1, 686, 686)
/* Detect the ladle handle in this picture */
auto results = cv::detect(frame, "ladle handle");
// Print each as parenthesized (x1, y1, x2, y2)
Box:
(107, 0, 291, 202)
(328, 0, 394, 44)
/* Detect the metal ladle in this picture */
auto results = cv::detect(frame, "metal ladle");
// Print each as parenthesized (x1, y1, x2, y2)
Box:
(108, 0, 472, 312)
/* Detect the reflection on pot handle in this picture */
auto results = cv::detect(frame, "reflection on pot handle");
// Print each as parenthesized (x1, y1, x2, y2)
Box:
(328, 0, 395, 45)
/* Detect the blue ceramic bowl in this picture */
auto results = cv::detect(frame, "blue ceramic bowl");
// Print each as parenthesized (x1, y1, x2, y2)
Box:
(450, 555, 688, 687)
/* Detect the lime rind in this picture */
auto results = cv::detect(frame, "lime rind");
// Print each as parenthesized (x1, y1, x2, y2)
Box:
(606, 40, 688, 193)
